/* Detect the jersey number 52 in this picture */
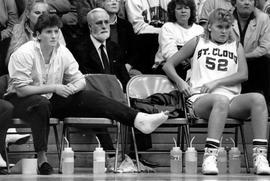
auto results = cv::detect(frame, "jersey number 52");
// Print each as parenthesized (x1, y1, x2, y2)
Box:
(205, 57, 228, 71)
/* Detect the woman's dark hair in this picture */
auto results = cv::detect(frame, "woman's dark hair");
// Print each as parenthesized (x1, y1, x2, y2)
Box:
(167, 0, 196, 25)
(34, 13, 62, 36)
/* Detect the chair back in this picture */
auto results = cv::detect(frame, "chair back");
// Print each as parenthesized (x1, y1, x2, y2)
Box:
(126, 75, 177, 100)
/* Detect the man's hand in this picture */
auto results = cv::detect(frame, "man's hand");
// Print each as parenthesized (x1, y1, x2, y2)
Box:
(54, 84, 74, 98)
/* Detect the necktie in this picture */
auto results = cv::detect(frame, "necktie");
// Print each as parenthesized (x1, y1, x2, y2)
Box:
(100, 44, 110, 74)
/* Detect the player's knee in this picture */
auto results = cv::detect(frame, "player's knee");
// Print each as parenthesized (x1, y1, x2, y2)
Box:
(213, 95, 230, 110)
(250, 93, 266, 107)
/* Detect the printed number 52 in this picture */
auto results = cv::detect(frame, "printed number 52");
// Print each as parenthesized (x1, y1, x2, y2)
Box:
(205, 57, 228, 71)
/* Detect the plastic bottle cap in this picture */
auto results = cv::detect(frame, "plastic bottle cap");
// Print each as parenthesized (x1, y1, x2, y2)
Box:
(95, 147, 104, 151)
(219, 147, 225, 150)
(172, 147, 180, 151)
(230, 147, 239, 151)
(187, 147, 195, 151)
(64, 147, 72, 151)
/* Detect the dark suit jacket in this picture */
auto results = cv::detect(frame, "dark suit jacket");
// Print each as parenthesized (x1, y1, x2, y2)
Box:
(76, 37, 130, 89)
(110, 17, 138, 67)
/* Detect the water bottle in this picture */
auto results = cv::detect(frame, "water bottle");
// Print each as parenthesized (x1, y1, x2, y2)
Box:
(61, 147, 74, 174)
(93, 137, 106, 174)
(217, 147, 227, 174)
(229, 147, 241, 174)
(170, 146, 182, 173)
(185, 147, 197, 174)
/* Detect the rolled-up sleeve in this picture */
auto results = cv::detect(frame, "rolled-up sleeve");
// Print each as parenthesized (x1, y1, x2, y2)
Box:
(63, 48, 84, 84)
(8, 50, 33, 88)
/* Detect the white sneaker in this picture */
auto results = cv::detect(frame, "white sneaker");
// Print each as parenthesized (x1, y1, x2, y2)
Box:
(253, 147, 270, 175)
(202, 148, 219, 175)
(0, 154, 7, 167)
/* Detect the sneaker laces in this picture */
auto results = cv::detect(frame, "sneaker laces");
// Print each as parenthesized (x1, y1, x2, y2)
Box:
(204, 154, 217, 166)
(254, 148, 269, 167)
(254, 154, 269, 167)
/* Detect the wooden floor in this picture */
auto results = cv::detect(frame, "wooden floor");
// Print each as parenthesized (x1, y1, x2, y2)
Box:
(2, 168, 270, 181)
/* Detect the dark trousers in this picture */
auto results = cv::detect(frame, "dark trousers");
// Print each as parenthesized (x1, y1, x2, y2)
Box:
(242, 56, 269, 97)
(0, 99, 14, 154)
(133, 34, 159, 74)
(7, 90, 138, 152)
(0, 37, 11, 76)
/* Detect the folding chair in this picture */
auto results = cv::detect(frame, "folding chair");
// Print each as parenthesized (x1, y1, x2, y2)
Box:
(126, 74, 190, 172)
(59, 74, 125, 173)
(184, 100, 250, 173)
(5, 117, 60, 174)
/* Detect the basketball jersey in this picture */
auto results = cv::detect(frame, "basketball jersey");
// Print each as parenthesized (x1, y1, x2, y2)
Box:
(189, 37, 241, 98)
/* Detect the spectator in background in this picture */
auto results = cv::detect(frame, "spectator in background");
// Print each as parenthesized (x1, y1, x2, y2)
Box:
(61, 0, 96, 61)
(96, 0, 141, 77)
(198, 0, 234, 26)
(231, 0, 270, 108)
(125, 0, 171, 74)
(154, 0, 204, 79)
(5, 0, 66, 67)
(0, 0, 18, 76)
(195, 0, 206, 22)
(256, 0, 270, 16)
(15, 0, 71, 18)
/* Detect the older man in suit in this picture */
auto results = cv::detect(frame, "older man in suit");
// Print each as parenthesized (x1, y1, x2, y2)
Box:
(76, 8, 130, 88)
(75, 8, 130, 158)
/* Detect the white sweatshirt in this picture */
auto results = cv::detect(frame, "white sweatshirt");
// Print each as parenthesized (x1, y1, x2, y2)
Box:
(154, 22, 204, 64)
(125, 0, 171, 34)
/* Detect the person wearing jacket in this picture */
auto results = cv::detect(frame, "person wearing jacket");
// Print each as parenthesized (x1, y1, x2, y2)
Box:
(231, 0, 270, 107)
(0, 0, 18, 76)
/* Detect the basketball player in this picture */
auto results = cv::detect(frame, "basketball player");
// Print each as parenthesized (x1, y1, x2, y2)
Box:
(163, 8, 270, 175)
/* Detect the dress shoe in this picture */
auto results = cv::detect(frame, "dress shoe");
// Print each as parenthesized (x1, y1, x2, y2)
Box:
(38, 162, 53, 175)
(0, 168, 7, 175)
(6, 134, 31, 146)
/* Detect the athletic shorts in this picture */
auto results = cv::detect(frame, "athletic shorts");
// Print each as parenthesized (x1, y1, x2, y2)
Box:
(186, 93, 238, 119)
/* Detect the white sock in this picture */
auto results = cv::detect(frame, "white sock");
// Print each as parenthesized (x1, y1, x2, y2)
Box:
(134, 112, 168, 134)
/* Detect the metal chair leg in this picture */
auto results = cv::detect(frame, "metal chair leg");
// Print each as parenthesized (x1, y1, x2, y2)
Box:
(114, 122, 121, 172)
(240, 125, 250, 173)
(121, 124, 127, 160)
(53, 125, 61, 162)
(59, 124, 67, 173)
(177, 127, 182, 147)
(131, 127, 141, 172)
(4, 146, 10, 174)
(235, 127, 239, 147)
(184, 125, 191, 147)
(268, 123, 270, 161)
